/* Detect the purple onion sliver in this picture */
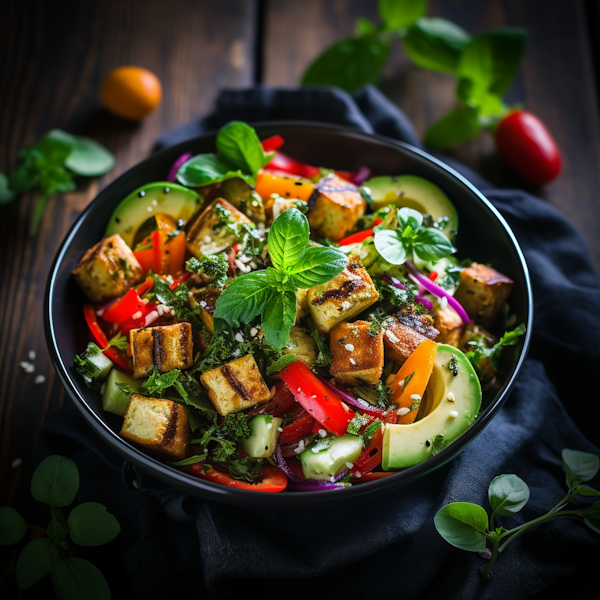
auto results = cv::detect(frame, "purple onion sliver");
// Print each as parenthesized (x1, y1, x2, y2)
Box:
(316, 373, 386, 414)
(415, 295, 433, 310)
(167, 152, 193, 182)
(353, 165, 371, 185)
(274, 443, 304, 483)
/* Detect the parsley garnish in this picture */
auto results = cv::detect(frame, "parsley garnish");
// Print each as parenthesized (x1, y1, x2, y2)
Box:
(185, 254, 229, 287)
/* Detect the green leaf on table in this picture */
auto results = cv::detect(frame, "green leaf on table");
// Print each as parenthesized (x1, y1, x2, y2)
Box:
(457, 28, 527, 110)
(267, 207, 309, 271)
(216, 120, 271, 176)
(434, 502, 489, 551)
(16, 537, 62, 589)
(488, 474, 530, 516)
(51, 557, 111, 600)
(31, 455, 79, 508)
(0, 507, 28, 545)
(562, 449, 600, 488)
(582, 501, 600, 534)
(403, 17, 471, 74)
(50, 131, 115, 177)
(424, 106, 481, 149)
(67, 502, 121, 546)
(378, 0, 426, 30)
(176, 153, 250, 187)
(261, 288, 297, 350)
(290, 246, 348, 288)
(0, 172, 17, 204)
(301, 35, 391, 93)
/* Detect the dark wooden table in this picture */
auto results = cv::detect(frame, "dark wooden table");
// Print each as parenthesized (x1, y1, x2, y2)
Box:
(2, 1, 599, 597)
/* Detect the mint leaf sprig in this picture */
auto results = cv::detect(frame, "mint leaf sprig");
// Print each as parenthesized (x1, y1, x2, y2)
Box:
(0, 455, 120, 599)
(213, 207, 348, 350)
(434, 448, 600, 580)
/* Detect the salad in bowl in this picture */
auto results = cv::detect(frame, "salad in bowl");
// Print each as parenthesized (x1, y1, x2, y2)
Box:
(69, 121, 525, 493)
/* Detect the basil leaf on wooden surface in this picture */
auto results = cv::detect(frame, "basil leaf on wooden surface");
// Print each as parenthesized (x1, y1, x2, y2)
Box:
(488, 474, 530, 516)
(31, 455, 79, 508)
(47, 129, 115, 176)
(434, 502, 489, 551)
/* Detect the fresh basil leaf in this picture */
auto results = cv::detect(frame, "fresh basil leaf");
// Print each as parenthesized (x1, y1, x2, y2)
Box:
(51, 557, 111, 600)
(213, 271, 272, 327)
(46, 519, 69, 549)
(562, 449, 600, 488)
(176, 153, 251, 188)
(0, 507, 28, 545)
(396, 207, 423, 230)
(301, 35, 391, 93)
(261, 289, 297, 350)
(266, 267, 297, 293)
(378, 0, 426, 30)
(290, 246, 348, 288)
(216, 121, 268, 176)
(267, 207, 309, 272)
(0, 172, 16, 204)
(67, 502, 120, 547)
(266, 353, 297, 376)
(355, 17, 378, 36)
(31, 455, 79, 508)
(60, 134, 115, 177)
(457, 28, 527, 108)
(583, 501, 600, 534)
(434, 502, 489, 552)
(488, 474, 530, 516)
(413, 227, 455, 261)
(16, 538, 61, 589)
(424, 106, 481, 149)
(374, 227, 407, 265)
(403, 17, 471, 74)
(572, 485, 600, 497)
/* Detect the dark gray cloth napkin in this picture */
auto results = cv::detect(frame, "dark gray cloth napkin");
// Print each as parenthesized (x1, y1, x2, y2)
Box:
(38, 85, 600, 600)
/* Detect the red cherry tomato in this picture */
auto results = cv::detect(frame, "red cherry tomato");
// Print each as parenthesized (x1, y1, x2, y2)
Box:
(494, 110, 562, 186)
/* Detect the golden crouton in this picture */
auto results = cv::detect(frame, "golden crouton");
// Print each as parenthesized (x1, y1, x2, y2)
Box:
(72, 233, 144, 304)
(200, 354, 271, 416)
(130, 322, 194, 379)
(185, 198, 253, 258)
(453, 263, 514, 326)
(120, 394, 190, 461)
(329, 321, 384, 385)
(282, 326, 318, 368)
(383, 313, 440, 364)
(218, 178, 266, 223)
(307, 254, 379, 335)
(306, 173, 366, 241)
(433, 305, 465, 347)
(189, 287, 221, 333)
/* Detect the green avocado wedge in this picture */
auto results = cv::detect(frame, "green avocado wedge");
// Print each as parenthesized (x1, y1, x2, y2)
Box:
(381, 344, 482, 471)
(104, 181, 202, 249)
(364, 175, 459, 238)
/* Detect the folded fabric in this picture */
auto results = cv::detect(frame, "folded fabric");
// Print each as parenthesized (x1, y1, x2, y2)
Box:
(37, 84, 600, 600)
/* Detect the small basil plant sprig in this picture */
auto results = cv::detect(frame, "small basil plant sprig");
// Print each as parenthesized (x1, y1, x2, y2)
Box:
(434, 449, 600, 580)
(0, 455, 120, 599)
(373, 207, 455, 265)
(213, 207, 348, 350)
(0, 129, 115, 236)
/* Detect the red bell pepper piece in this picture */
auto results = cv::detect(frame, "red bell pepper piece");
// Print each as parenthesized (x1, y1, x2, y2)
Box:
(279, 411, 315, 445)
(351, 427, 384, 475)
(429, 271, 438, 281)
(152, 229, 164, 274)
(170, 271, 191, 290)
(353, 471, 398, 482)
(280, 361, 355, 437)
(260, 135, 285, 153)
(102, 288, 146, 324)
(337, 219, 383, 246)
(185, 463, 288, 492)
(136, 276, 154, 297)
(264, 151, 321, 179)
(246, 381, 297, 418)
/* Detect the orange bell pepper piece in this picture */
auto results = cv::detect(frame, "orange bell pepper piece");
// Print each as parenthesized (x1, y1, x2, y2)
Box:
(255, 172, 315, 203)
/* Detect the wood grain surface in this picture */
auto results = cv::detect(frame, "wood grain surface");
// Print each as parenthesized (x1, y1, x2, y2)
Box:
(1, 0, 599, 597)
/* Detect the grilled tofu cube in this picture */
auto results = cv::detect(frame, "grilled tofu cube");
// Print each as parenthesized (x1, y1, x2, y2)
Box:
(329, 321, 384, 385)
(72, 233, 144, 304)
(218, 177, 266, 223)
(307, 254, 379, 335)
(130, 322, 194, 379)
(453, 263, 514, 326)
(296, 288, 309, 324)
(120, 394, 190, 461)
(185, 198, 253, 258)
(200, 354, 271, 416)
(189, 287, 221, 333)
(383, 312, 440, 364)
(282, 326, 318, 368)
(307, 173, 366, 242)
(433, 305, 465, 347)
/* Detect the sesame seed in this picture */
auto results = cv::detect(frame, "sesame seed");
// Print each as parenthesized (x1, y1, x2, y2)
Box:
(11, 458, 22, 469)
(447, 392, 456, 402)
(146, 206, 152, 212)
(294, 440, 305, 454)
(397, 407, 410, 416)
(267, 422, 272, 429)
(157, 305, 164, 316)
(345, 462, 354, 469)
(297, 387, 301, 392)
(232, 348, 241, 357)
(345, 343, 354, 351)
(396, 378, 405, 388)
(355, 471, 362, 478)
(410, 394, 421, 401)
(449, 410, 459, 418)
(28, 350, 36, 360)
(318, 429, 327, 438)
(235, 332, 244, 343)
(251, 200, 258, 207)
(311, 394, 317, 399)
(132, 311, 143, 320)
(440, 296, 448, 309)
(349, 358, 356, 365)
(250, 327, 258, 337)
(385, 329, 400, 344)
(204, 235, 212, 243)
(277, 427, 283, 432)
(152, 199, 158, 206)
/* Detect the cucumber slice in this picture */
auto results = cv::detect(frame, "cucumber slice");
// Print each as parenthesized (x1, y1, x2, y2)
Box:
(300, 434, 363, 480)
(102, 369, 142, 416)
(242, 415, 284, 458)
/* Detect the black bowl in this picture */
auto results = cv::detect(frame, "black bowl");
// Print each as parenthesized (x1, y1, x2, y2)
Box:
(44, 122, 533, 509)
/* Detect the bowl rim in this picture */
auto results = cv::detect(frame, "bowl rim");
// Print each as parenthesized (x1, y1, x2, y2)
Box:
(44, 120, 533, 509)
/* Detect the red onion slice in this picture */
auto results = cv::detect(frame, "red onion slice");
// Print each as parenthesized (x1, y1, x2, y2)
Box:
(405, 260, 470, 325)
(353, 165, 372, 185)
(315, 374, 386, 415)
(167, 152, 193, 183)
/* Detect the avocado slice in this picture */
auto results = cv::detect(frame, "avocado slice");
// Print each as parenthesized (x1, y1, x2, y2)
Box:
(364, 175, 458, 238)
(104, 182, 203, 249)
(381, 344, 481, 470)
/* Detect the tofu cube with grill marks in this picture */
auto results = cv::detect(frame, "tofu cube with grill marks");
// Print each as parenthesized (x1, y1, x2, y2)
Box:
(383, 312, 439, 364)
(453, 262, 514, 326)
(185, 198, 253, 258)
(306, 173, 366, 242)
(433, 305, 465, 347)
(329, 321, 384, 385)
(72, 233, 144, 304)
(189, 287, 221, 333)
(120, 394, 190, 461)
(200, 354, 271, 416)
(130, 322, 194, 379)
(307, 254, 379, 335)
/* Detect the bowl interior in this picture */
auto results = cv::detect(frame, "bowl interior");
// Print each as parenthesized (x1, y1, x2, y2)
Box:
(45, 122, 532, 509)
